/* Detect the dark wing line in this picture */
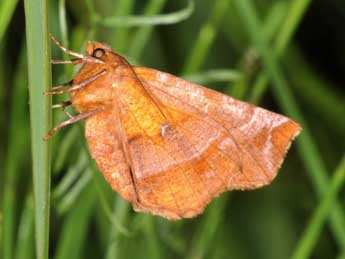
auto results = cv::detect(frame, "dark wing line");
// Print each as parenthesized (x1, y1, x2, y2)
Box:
(110, 88, 142, 203)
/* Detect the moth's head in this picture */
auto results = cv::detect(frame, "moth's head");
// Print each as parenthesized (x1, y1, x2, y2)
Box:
(85, 41, 126, 66)
(85, 41, 113, 60)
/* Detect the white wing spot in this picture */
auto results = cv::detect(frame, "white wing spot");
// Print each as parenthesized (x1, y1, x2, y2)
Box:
(158, 73, 168, 82)
(205, 170, 216, 178)
(111, 172, 120, 179)
(160, 123, 171, 137)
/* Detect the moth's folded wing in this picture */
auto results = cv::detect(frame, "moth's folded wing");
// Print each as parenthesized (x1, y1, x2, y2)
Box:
(121, 108, 258, 220)
(114, 73, 264, 219)
(84, 110, 137, 202)
(110, 67, 300, 220)
(134, 66, 301, 187)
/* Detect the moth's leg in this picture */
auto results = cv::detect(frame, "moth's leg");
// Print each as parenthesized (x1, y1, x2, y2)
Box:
(52, 101, 73, 118)
(43, 108, 102, 141)
(44, 70, 107, 95)
(51, 58, 84, 65)
(50, 34, 103, 64)
(50, 80, 72, 91)
(52, 101, 72, 110)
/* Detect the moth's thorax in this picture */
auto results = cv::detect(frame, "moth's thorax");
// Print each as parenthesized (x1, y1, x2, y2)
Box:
(71, 47, 130, 113)
(71, 64, 114, 113)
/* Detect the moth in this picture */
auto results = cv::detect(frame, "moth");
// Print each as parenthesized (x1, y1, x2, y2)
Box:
(46, 36, 301, 220)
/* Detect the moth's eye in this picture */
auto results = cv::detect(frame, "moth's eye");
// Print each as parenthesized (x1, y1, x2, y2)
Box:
(92, 48, 105, 58)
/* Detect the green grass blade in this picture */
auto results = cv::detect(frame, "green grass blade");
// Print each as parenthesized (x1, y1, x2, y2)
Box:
(58, 0, 68, 46)
(183, 69, 242, 85)
(56, 169, 92, 215)
(53, 151, 88, 202)
(98, 0, 194, 27)
(182, 0, 231, 74)
(55, 186, 96, 259)
(95, 184, 130, 236)
(139, 216, 161, 259)
(226, 0, 288, 100)
(2, 45, 28, 259)
(85, 0, 97, 23)
(24, 0, 52, 258)
(52, 126, 79, 172)
(249, 0, 311, 104)
(128, 0, 167, 59)
(109, 0, 135, 52)
(336, 252, 345, 259)
(274, 0, 311, 56)
(284, 46, 345, 136)
(292, 156, 345, 259)
(187, 195, 228, 259)
(105, 197, 131, 259)
(260, 1, 288, 41)
(15, 194, 35, 259)
(234, 0, 345, 250)
(0, 0, 19, 43)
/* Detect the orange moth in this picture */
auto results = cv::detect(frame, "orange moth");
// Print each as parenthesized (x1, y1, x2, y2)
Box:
(45, 36, 301, 220)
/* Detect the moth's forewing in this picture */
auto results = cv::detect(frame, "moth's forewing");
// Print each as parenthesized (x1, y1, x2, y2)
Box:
(134, 66, 301, 179)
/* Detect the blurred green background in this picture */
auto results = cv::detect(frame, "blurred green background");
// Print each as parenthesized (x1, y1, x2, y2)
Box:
(1, 0, 345, 258)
